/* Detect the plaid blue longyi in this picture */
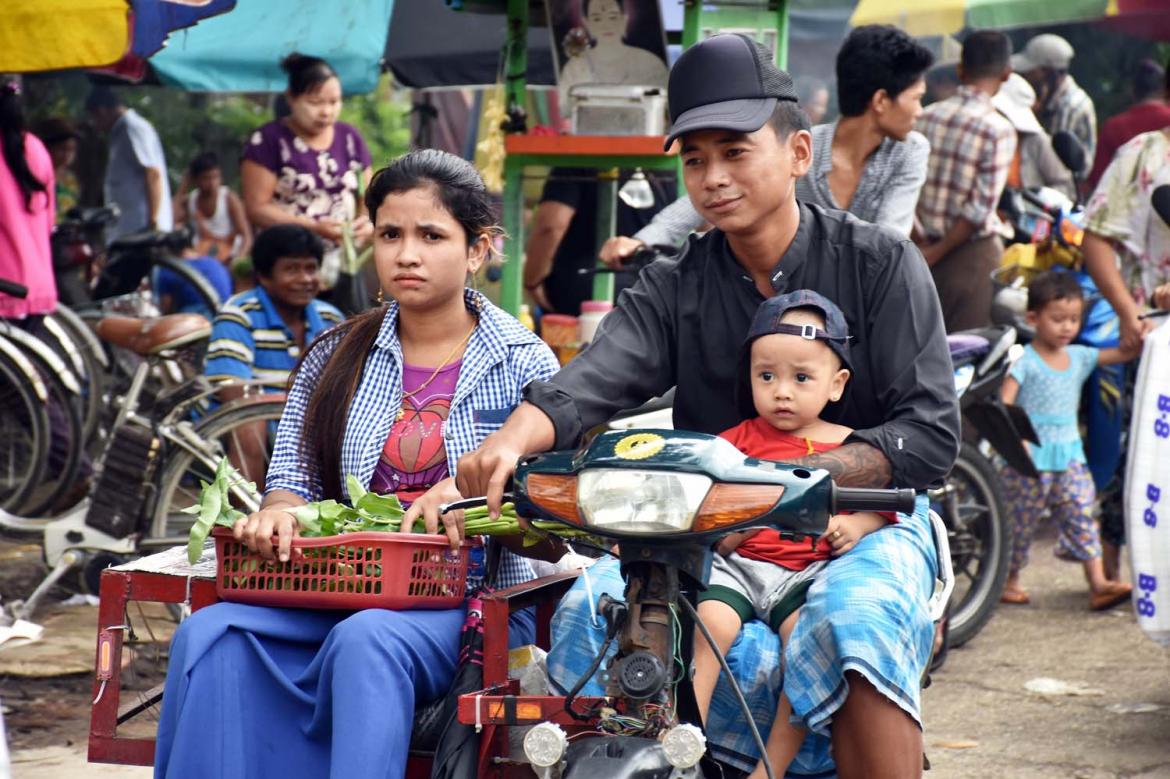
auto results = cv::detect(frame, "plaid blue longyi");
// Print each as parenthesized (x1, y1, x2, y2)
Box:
(547, 495, 936, 777)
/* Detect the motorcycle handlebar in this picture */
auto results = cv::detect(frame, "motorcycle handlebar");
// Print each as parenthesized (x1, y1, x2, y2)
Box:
(832, 486, 917, 515)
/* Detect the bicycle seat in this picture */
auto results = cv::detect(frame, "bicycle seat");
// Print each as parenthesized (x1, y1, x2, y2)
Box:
(96, 314, 212, 355)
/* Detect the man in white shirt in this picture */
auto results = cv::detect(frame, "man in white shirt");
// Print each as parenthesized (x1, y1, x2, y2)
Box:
(85, 87, 172, 239)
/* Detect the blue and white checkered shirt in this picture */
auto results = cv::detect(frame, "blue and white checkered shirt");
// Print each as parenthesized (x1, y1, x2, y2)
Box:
(266, 288, 561, 589)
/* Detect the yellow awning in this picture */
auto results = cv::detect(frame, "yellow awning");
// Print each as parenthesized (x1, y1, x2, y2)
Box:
(850, 0, 968, 36)
(0, 0, 130, 73)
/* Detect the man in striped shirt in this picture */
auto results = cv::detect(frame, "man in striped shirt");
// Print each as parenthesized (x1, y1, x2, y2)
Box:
(915, 30, 1016, 333)
(205, 224, 343, 397)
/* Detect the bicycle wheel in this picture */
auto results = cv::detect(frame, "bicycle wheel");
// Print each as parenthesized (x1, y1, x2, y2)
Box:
(149, 396, 286, 540)
(4, 336, 86, 518)
(153, 255, 223, 317)
(0, 342, 49, 516)
(47, 306, 110, 447)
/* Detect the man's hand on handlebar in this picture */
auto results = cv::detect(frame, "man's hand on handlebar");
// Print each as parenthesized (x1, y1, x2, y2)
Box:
(599, 236, 645, 269)
(456, 404, 557, 519)
(1153, 283, 1170, 311)
(456, 434, 527, 523)
(402, 477, 465, 551)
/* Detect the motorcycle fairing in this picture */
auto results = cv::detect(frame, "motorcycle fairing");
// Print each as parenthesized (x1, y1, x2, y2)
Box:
(514, 430, 833, 543)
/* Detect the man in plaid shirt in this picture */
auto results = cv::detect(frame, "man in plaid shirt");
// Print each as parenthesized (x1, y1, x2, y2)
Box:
(915, 30, 1016, 332)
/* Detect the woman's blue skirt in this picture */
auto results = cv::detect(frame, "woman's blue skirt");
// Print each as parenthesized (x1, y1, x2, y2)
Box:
(155, 602, 535, 778)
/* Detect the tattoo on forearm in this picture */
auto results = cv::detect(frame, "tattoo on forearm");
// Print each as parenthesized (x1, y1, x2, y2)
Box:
(790, 443, 893, 488)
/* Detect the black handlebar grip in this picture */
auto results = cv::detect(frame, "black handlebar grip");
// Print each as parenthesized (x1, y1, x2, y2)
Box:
(832, 486, 917, 515)
(0, 279, 29, 299)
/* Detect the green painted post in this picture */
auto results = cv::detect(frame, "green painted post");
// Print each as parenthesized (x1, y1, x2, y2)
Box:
(505, 0, 528, 122)
(501, 158, 524, 316)
(500, 0, 529, 316)
(592, 170, 618, 302)
(775, 0, 789, 68)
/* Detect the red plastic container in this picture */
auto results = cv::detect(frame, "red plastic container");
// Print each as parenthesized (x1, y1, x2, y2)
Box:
(211, 528, 473, 611)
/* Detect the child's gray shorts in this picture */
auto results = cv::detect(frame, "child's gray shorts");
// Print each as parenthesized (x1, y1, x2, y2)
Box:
(702, 552, 827, 632)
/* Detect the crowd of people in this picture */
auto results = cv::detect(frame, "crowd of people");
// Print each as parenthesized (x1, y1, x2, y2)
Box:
(1, 18, 1169, 779)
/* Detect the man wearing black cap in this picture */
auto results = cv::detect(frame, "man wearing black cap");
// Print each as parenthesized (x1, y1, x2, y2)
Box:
(459, 34, 958, 777)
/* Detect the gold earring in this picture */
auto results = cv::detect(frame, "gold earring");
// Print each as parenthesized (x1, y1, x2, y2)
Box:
(377, 289, 384, 305)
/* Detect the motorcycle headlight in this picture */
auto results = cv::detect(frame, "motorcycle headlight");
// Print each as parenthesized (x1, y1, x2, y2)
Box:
(577, 469, 712, 534)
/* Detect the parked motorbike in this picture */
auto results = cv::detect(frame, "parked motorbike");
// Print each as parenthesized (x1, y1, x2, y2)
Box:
(51, 205, 118, 307)
(52, 205, 222, 316)
(453, 429, 923, 779)
(937, 326, 1035, 649)
(992, 146, 1126, 496)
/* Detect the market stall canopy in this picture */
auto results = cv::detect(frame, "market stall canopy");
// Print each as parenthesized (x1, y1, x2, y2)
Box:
(851, 0, 1170, 37)
(385, 0, 853, 89)
(0, 0, 234, 73)
(149, 0, 395, 93)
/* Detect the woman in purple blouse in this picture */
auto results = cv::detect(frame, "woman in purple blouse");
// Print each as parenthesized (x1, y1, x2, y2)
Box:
(241, 54, 374, 287)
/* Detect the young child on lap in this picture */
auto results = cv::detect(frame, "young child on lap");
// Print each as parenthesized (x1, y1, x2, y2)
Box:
(998, 270, 1136, 611)
(692, 290, 896, 779)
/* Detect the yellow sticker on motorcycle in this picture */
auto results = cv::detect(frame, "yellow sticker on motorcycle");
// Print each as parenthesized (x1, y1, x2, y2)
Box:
(614, 433, 665, 460)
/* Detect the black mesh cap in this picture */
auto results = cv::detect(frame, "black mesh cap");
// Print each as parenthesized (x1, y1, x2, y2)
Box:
(665, 34, 798, 150)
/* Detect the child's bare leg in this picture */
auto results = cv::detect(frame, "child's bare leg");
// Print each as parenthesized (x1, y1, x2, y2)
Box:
(692, 600, 743, 723)
(1082, 556, 1111, 591)
(748, 609, 805, 779)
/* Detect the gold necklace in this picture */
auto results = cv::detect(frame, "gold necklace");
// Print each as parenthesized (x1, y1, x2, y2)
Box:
(396, 321, 477, 422)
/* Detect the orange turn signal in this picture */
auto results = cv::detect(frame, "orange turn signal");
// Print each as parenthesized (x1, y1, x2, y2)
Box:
(525, 473, 582, 525)
(693, 484, 785, 532)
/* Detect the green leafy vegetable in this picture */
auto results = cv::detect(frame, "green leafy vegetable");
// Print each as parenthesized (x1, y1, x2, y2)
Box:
(186, 457, 598, 562)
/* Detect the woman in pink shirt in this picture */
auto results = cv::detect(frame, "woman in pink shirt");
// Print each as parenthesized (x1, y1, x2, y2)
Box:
(0, 78, 56, 319)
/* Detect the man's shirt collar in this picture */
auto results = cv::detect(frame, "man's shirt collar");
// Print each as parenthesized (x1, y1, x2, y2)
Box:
(717, 201, 813, 296)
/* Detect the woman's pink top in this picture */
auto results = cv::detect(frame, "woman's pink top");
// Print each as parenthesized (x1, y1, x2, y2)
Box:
(0, 133, 56, 318)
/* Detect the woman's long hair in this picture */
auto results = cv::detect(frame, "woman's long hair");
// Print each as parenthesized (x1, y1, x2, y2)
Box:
(1, 81, 47, 211)
(296, 149, 501, 500)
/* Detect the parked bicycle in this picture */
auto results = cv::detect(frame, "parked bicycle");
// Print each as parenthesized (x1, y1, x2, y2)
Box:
(0, 303, 285, 621)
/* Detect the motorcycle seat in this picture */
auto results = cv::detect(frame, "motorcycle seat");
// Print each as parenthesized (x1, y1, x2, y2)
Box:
(947, 333, 990, 367)
(96, 313, 212, 356)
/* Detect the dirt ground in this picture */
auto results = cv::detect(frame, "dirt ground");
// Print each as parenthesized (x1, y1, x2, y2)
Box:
(1, 528, 1168, 778)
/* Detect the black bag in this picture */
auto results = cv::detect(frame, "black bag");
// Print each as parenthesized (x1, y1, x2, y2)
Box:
(429, 542, 503, 779)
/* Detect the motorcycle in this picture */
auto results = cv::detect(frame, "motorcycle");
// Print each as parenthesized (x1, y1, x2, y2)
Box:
(588, 246, 1006, 652)
(449, 429, 925, 779)
(993, 177, 1126, 497)
(936, 326, 1036, 649)
(52, 205, 222, 316)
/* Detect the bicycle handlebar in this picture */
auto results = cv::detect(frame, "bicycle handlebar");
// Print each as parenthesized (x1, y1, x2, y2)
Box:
(832, 486, 918, 515)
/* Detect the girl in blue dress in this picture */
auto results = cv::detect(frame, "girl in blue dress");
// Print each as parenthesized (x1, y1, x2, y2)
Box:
(999, 270, 1136, 610)
(154, 150, 561, 778)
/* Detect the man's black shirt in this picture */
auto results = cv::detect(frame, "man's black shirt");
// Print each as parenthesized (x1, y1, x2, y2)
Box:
(524, 201, 961, 489)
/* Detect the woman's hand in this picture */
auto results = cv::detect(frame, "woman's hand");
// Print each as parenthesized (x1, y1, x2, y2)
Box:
(313, 218, 345, 243)
(402, 478, 465, 551)
(233, 507, 300, 563)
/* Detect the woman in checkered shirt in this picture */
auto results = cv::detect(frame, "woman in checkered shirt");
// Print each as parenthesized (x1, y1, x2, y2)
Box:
(154, 150, 562, 778)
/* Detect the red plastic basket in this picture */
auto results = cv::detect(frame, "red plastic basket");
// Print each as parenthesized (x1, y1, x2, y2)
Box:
(211, 528, 474, 611)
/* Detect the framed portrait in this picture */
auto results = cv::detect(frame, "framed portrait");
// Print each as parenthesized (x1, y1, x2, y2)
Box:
(545, 0, 669, 105)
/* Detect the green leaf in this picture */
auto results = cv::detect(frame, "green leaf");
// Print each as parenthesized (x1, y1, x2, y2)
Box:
(187, 471, 224, 564)
(346, 474, 367, 503)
